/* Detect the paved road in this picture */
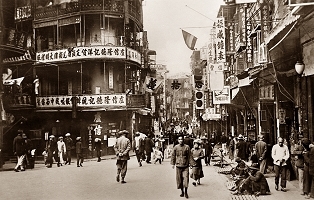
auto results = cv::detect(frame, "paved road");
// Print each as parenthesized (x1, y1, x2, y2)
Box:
(0, 154, 303, 200)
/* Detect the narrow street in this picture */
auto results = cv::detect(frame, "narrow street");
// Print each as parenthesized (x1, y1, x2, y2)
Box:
(0, 153, 302, 200)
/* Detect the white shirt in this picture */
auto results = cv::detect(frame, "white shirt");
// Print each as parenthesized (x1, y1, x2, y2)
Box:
(271, 144, 289, 166)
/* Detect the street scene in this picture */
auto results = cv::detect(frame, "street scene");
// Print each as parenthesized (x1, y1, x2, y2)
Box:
(1, 0, 314, 200)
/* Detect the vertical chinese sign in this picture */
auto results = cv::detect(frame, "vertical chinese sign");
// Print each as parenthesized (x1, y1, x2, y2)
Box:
(215, 17, 226, 63)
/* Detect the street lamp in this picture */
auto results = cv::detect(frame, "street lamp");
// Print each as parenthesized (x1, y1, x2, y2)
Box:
(295, 61, 305, 75)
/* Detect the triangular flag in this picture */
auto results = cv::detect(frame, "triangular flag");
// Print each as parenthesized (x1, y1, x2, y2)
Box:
(182, 30, 197, 50)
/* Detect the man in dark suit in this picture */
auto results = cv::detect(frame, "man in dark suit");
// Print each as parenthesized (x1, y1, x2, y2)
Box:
(114, 130, 131, 184)
(144, 134, 154, 163)
(13, 130, 26, 172)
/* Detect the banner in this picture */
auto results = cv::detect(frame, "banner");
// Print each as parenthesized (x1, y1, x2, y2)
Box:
(3, 77, 24, 86)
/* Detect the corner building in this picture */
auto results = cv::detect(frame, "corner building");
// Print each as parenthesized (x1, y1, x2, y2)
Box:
(2, 0, 150, 158)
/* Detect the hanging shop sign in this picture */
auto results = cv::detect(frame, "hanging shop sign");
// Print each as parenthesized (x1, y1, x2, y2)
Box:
(36, 94, 126, 108)
(15, 6, 32, 20)
(213, 86, 231, 104)
(126, 47, 141, 64)
(215, 17, 226, 63)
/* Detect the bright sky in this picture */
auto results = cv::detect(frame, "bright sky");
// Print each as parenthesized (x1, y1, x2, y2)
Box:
(143, 0, 225, 76)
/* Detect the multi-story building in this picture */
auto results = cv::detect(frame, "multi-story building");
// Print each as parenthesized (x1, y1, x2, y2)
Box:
(2, 0, 152, 159)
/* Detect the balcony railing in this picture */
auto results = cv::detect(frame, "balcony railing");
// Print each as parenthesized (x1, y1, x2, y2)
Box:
(3, 94, 35, 109)
(34, 1, 124, 21)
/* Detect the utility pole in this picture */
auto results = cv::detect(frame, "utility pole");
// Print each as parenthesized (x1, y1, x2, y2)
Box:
(0, 0, 4, 168)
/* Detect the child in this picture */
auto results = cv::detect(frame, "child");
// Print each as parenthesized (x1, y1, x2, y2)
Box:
(154, 147, 163, 164)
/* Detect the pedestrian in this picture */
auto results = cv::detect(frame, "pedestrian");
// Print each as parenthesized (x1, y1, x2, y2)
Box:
(13, 130, 26, 172)
(236, 134, 247, 161)
(114, 130, 131, 184)
(57, 136, 66, 166)
(46, 135, 59, 168)
(144, 134, 154, 164)
(301, 137, 311, 198)
(184, 134, 193, 149)
(76, 137, 83, 167)
(171, 135, 194, 199)
(255, 134, 267, 174)
(271, 137, 290, 192)
(133, 132, 144, 167)
(201, 136, 212, 166)
(229, 135, 235, 161)
(94, 138, 102, 162)
(64, 133, 73, 165)
(220, 132, 228, 155)
(190, 139, 204, 186)
(244, 137, 251, 162)
(23, 133, 34, 169)
(230, 157, 248, 178)
(233, 163, 270, 196)
(154, 147, 163, 164)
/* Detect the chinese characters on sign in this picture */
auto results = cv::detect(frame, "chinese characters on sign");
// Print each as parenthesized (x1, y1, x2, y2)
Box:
(215, 17, 226, 63)
(36, 94, 126, 108)
(36, 46, 142, 65)
(213, 86, 231, 104)
(259, 85, 274, 100)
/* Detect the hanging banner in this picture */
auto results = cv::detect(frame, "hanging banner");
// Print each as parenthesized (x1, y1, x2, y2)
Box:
(215, 17, 226, 63)
(209, 71, 224, 91)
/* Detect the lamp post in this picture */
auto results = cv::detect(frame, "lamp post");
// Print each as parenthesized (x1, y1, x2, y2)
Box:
(295, 61, 305, 134)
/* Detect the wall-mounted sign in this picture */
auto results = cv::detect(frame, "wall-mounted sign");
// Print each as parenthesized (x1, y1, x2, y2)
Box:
(108, 66, 114, 89)
(126, 47, 141, 64)
(36, 94, 126, 108)
(213, 86, 231, 104)
(15, 6, 32, 20)
(36, 46, 125, 63)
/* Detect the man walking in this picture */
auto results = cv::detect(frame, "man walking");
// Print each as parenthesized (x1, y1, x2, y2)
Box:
(171, 135, 194, 199)
(114, 130, 131, 184)
(133, 132, 144, 167)
(271, 137, 290, 192)
(144, 134, 154, 164)
(255, 134, 267, 174)
(64, 133, 73, 165)
(13, 130, 26, 172)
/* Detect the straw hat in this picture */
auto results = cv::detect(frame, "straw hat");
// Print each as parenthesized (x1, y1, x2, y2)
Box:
(237, 134, 244, 140)
(65, 133, 71, 137)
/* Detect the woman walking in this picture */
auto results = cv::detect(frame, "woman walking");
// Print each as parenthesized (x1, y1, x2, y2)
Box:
(190, 139, 204, 186)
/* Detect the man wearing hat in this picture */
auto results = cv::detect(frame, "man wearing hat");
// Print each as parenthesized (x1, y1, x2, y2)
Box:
(234, 163, 270, 196)
(255, 134, 267, 174)
(57, 136, 66, 166)
(303, 138, 313, 198)
(46, 135, 59, 168)
(114, 130, 131, 184)
(231, 157, 248, 178)
(64, 133, 73, 165)
(236, 134, 247, 161)
(76, 137, 83, 167)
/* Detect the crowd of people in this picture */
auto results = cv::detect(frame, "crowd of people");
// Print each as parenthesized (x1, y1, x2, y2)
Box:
(12, 127, 314, 199)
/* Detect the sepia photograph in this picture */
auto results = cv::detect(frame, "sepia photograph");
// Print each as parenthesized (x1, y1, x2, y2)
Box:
(0, 0, 313, 199)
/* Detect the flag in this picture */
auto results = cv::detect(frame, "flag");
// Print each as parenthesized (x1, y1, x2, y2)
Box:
(143, 76, 163, 93)
(182, 30, 197, 50)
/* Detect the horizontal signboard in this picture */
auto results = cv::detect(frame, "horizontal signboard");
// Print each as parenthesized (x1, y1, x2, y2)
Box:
(36, 94, 126, 108)
(289, 0, 314, 6)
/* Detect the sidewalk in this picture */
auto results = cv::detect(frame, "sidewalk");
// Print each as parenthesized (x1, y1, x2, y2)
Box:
(212, 146, 302, 200)
(0, 152, 136, 172)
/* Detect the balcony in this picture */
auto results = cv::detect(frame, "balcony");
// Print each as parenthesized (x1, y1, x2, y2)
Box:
(3, 94, 35, 110)
(33, 94, 145, 111)
(34, 1, 124, 21)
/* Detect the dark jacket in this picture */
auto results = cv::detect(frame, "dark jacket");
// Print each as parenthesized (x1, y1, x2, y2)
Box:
(248, 171, 270, 194)
(236, 140, 247, 160)
(95, 140, 102, 151)
(293, 144, 304, 168)
(64, 137, 73, 151)
(13, 134, 25, 156)
(307, 147, 314, 175)
(171, 144, 192, 167)
(255, 140, 267, 160)
(144, 137, 154, 153)
(76, 141, 83, 154)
